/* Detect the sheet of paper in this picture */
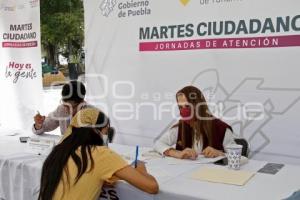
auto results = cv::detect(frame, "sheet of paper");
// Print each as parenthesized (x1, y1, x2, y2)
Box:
(191, 167, 255, 186)
(165, 155, 225, 165)
(141, 150, 163, 160)
(108, 143, 159, 162)
(147, 166, 172, 178)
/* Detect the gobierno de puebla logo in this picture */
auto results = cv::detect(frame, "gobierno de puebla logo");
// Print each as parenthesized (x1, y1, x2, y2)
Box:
(100, 0, 151, 18)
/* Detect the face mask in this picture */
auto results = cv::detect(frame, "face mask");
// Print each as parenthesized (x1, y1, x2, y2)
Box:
(102, 134, 108, 146)
(180, 107, 193, 122)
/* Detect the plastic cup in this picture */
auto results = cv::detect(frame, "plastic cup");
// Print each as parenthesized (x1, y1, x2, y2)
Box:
(225, 144, 243, 170)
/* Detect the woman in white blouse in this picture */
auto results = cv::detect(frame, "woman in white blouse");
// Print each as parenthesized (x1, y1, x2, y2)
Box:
(154, 86, 235, 160)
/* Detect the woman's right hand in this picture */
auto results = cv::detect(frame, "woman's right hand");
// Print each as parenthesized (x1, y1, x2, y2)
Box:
(135, 161, 147, 174)
(34, 113, 45, 130)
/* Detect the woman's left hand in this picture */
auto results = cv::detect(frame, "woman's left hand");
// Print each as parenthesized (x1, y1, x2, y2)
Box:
(202, 146, 224, 158)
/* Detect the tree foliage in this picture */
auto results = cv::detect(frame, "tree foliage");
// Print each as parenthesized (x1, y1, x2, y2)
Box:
(40, 0, 84, 66)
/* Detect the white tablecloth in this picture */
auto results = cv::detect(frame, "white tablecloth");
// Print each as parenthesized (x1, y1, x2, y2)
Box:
(0, 135, 300, 200)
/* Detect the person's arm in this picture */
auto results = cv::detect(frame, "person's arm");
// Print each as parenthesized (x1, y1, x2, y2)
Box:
(114, 162, 159, 194)
(202, 128, 236, 158)
(97, 148, 158, 194)
(222, 128, 236, 148)
(154, 126, 197, 159)
(32, 106, 63, 135)
(154, 127, 178, 155)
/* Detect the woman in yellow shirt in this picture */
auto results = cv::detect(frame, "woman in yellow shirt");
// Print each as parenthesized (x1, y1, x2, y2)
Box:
(38, 108, 158, 200)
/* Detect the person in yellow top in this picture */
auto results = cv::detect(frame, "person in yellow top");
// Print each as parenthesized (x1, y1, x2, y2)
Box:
(38, 108, 159, 200)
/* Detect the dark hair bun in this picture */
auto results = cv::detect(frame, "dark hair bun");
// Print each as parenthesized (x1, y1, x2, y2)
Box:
(61, 81, 86, 103)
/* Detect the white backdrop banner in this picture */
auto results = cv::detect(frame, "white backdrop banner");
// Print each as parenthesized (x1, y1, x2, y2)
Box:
(0, 0, 42, 134)
(84, 0, 300, 164)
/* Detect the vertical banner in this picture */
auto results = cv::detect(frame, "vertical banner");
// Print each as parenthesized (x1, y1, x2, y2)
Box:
(0, 0, 42, 134)
(84, 0, 300, 164)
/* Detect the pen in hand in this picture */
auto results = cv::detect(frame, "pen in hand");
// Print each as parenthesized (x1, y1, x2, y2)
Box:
(134, 145, 139, 168)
